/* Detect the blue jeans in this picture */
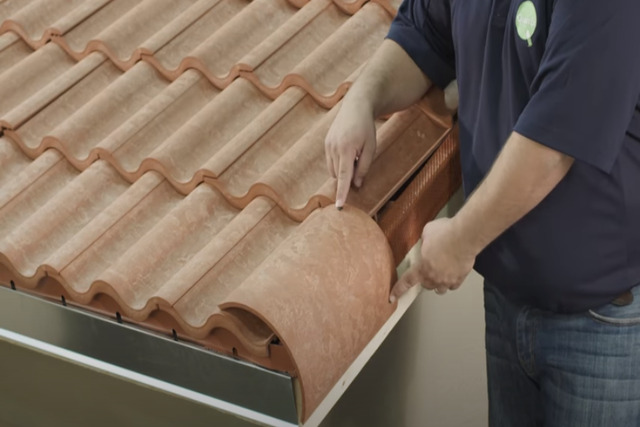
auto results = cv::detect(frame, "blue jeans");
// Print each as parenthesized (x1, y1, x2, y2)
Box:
(485, 282, 640, 427)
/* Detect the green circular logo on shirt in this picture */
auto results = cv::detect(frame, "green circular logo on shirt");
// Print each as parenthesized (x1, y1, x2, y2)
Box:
(516, 1, 537, 47)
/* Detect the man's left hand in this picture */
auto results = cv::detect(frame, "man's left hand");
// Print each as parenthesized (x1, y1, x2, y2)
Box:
(390, 217, 476, 302)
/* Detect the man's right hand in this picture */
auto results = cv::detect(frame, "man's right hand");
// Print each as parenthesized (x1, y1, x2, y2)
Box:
(324, 103, 377, 209)
(323, 39, 432, 209)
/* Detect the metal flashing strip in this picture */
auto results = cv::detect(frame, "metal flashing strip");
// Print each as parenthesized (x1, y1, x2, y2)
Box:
(0, 286, 298, 426)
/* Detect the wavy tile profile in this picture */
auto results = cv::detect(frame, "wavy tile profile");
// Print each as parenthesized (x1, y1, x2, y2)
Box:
(0, 0, 455, 422)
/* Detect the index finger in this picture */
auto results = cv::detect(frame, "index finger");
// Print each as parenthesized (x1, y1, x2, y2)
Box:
(335, 152, 355, 209)
(390, 266, 422, 303)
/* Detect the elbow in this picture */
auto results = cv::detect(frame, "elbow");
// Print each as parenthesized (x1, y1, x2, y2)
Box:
(546, 147, 574, 177)
(512, 131, 575, 180)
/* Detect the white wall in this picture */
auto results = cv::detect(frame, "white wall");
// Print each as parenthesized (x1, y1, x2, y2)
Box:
(321, 192, 488, 427)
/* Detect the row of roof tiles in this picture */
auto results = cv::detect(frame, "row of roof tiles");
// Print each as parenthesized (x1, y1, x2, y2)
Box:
(0, 0, 453, 421)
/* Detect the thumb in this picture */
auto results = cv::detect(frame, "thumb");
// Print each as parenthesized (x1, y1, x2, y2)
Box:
(390, 267, 421, 303)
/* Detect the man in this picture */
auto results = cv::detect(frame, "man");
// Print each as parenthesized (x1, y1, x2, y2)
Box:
(324, 1, 640, 425)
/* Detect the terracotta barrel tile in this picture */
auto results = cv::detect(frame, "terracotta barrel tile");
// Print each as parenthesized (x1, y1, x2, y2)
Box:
(106, 70, 219, 179)
(286, 3, 391, 101)
(155, 197, 277, 307)
(2, 53, 106, 131)
(203, 99, 343, 219)
(144, 0, 249, 76)
(0, 35, 31, 76)
(0, 0, 35, 24)
(0, 149, 75, 286)
(246, 1, 348, 91)
(173, 199, 298, 328)
(95, 184, 239, 311)
(0, 160, 127, 278)
(60, 173, 182, 294)
(47, 0, 112, 36)
(332, 0, 370, 15)
(0, 0, 86, 48)
(285, 0, 372, 14)
(0, 150, 72, 233)
(185, 0, 297, 85)
(146, 78, 270, 184)
(239, 0, 344, 82)
(56, 0, 144, 55)
(0, 137, 30, 190)
(45, 62, 167, 165)
(8, 57, 120, 153)
(252, 105, 338, 212)
(219, 308, 276, 352)
(202, 87, 307, 180)
(92, 0, 199, 64)
(221, 206, 395, 421)
(55, 0, 200, 69)
(140, 310, 278, 362)
(138, 0, 225, 54)
(0, 43, 75, 121)
(212, 90, 323, 194)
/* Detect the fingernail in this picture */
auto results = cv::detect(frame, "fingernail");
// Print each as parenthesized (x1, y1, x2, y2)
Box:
(354, 178, 362, 188)
(336, 200, 344, 210)
(389, 295, 396, 304)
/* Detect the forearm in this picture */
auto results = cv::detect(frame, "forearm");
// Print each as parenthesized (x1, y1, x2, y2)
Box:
(344, 39, 431, 118)
(453, 132, 575, 256)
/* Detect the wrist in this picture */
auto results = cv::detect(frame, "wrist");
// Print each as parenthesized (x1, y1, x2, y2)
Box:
(343, 84, 378, 118)
(450, 213, 484, 259)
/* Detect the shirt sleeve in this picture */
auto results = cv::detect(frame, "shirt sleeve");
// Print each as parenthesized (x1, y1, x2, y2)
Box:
(386, 0, 455, 89)
(513, 0, 640, 173)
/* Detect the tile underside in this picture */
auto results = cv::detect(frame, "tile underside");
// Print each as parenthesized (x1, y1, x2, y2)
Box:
(0, 0, 453, 421)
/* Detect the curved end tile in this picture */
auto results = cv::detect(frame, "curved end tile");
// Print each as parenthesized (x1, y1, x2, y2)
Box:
(221, 205, 395, 421)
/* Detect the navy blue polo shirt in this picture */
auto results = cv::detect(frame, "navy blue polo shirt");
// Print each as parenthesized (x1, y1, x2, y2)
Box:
(387, 0, 640, 312)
